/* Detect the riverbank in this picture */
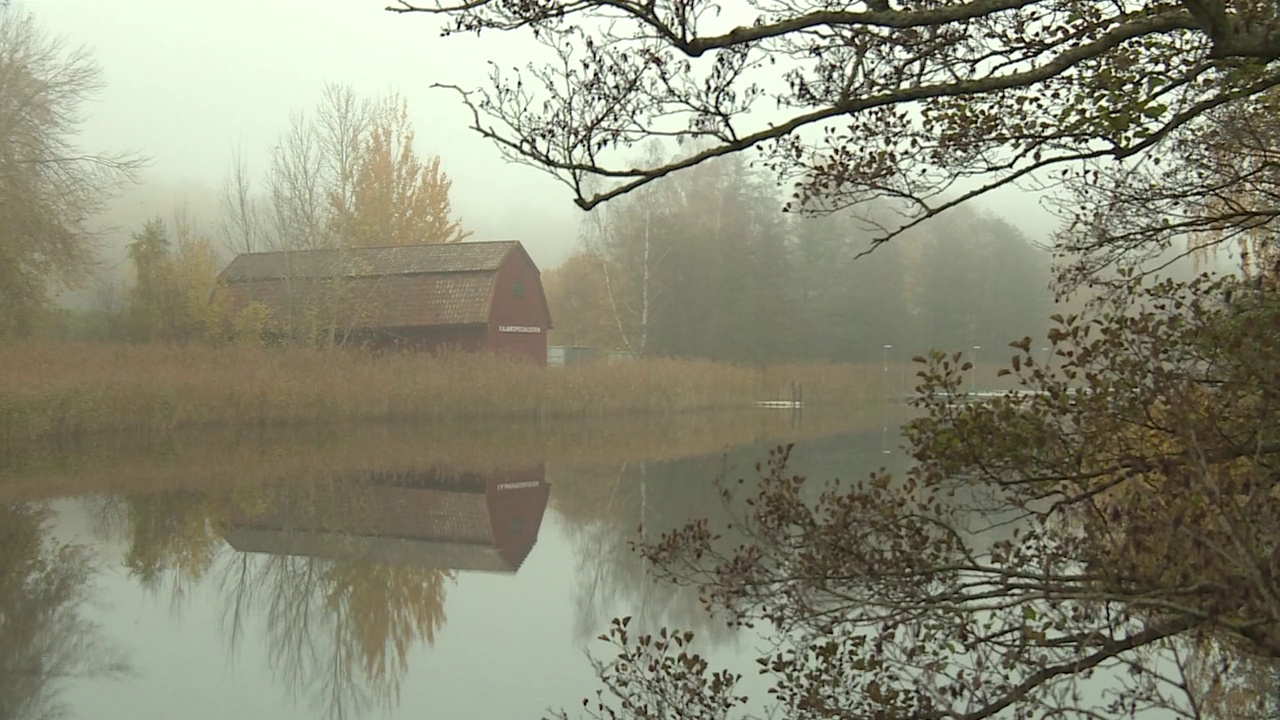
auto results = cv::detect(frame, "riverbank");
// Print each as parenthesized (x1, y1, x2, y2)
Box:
(1, 341, 910, 440)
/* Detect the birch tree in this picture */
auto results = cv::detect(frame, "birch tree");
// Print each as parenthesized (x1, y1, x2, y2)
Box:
(580, 143, 680, 358)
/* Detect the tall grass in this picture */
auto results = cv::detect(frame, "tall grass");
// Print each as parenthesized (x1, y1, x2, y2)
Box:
(0, 341, 893, 440)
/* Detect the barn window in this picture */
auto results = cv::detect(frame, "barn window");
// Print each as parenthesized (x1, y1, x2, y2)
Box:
(512, 281, 524, 297)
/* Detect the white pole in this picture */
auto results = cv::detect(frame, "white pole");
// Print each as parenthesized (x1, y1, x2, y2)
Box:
(970, 345, 981, 393)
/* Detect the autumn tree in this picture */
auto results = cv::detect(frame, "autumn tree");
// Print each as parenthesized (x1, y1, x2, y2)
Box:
(219, 85, 469, 255)
(334, 95, 472, 247)
(124, 213, 226, 343)
(543, 247, 623, 348)
(214, 86, 469, 347)
(254, 83, 374, 253)
(0, 8, 141, 336)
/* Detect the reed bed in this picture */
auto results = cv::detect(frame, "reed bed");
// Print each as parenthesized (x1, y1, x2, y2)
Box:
(0, 341, 890, 441)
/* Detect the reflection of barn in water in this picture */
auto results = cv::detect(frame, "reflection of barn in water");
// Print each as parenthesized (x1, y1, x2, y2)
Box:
(223, 465, 550, 573)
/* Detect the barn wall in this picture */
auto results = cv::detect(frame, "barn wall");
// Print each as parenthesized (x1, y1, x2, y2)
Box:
(375, 325, 489, 355)
(487, 250, 551, 365)
(483, 465, 551, 569)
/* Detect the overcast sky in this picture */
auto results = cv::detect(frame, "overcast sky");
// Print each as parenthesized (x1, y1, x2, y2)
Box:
(26, 0, 583, 270)
(26, 0, 1070, 279)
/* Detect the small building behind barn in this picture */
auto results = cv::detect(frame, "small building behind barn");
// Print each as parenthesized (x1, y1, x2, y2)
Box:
(547, 345, 597, 367)
(215, 241, 552, 364)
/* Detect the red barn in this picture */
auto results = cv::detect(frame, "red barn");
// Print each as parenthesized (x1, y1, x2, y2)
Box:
(222, 465, 551, 574)
(216, 240, 552, 363)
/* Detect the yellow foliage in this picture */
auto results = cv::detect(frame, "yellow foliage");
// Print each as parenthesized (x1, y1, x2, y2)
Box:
(173, 235, 228, 342)
(125, 219, 229, 344)
(334, 96, 471, 247)
(544, 248, 626, 349)
(232, 301, 275, 347)
(324, 561, 452, 702)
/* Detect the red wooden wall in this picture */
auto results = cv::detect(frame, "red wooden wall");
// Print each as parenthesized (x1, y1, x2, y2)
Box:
(486, 247, 552, 365)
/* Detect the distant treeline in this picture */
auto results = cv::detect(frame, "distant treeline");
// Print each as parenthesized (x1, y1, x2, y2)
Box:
(546, 146, 1054, 365)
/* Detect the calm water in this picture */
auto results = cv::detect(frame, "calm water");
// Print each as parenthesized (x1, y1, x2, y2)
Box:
(1, 413, 910, 720)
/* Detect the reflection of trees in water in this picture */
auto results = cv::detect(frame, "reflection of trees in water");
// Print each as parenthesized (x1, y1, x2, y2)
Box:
(84, 482, 456, 720)
(0, 503, 131, 720)
(557, 455, 746, 648)
(557, 430, 910, 650)
(85, 491, 223, 609)
(124, 492, 221, 604)
(214, 530, 453, 720)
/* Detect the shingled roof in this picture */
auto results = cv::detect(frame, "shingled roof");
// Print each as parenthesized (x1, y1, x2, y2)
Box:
(215, 240, 537, 330)
(219, 241, 521, 282)
(221, 272, 499, 326)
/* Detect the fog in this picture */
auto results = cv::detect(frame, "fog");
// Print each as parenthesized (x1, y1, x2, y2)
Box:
(26, 2, 1071, 267)
(29, 0, 580, 282)
(21, 0, 1234, 325)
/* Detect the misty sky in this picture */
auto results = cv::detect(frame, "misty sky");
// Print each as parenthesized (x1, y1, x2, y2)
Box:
(29, 1, 584, 267)
(30, 0, 1063, 276)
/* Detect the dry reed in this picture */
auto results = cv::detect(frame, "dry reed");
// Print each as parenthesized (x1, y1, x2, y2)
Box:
(0, 341, 890, 441)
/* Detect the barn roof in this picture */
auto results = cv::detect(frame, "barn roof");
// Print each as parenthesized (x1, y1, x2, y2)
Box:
(218, 241, 522, 282)
(214, 240, 546, 330)
(223, 272, 499, 326)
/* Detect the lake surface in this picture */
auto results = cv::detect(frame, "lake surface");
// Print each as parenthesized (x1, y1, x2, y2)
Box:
(1, 410, 912, 720)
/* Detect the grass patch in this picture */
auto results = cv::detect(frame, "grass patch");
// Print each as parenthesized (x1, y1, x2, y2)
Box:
(1, 341, 895, 440)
